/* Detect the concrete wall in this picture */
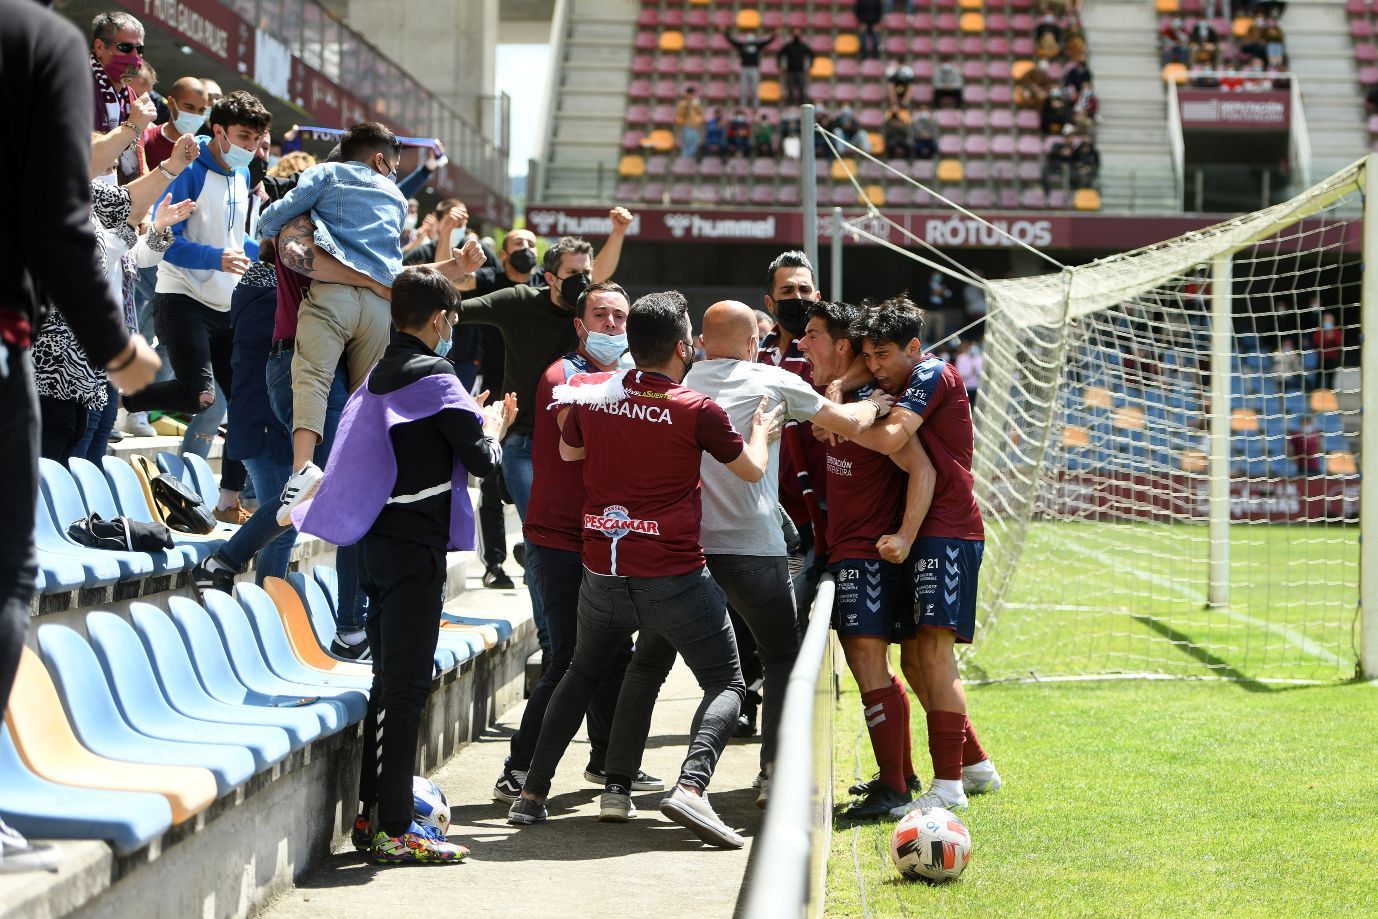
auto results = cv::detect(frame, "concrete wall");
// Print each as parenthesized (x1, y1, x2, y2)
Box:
(21, 616, 536, 919)
(344, 0, 500, 137)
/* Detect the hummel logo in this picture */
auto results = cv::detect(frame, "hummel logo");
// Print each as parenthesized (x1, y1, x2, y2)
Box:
(945, 546, 960, 559)
(944, 590, 959, 605)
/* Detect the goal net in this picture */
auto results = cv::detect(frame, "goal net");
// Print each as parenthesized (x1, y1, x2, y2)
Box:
(968, 162, 1365, 683)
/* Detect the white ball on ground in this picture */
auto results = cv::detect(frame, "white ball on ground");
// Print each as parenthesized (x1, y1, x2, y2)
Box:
(890, 807, 971, 883)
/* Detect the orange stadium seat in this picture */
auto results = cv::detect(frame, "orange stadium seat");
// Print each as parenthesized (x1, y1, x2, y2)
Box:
(835, 34, 860, 56)
(1156, 0, 1180, 13)
(736, 9, 761, 31)
(830, 158, 858, 181)
(1114, 407, 1146, 431)
(1310, 389, 1340, 413)
(1064, 425, 1091, 448)
(659, 31, 684, 53)
(1084, 386, 1112, 409)
(1011, 59, 1034, 80)
(262, 577, 374, 677)
(960, 0, 983, 9)
(1231, 408, 1259, 432)
(810, 56, 834, 79)
(960, 13, 985, 33)
(937, 159, 965, 183)
(758, 79, 781, 103)
(1162, 62, 1188, 83)
(865, 184, 885, 206)
(1074, 188, 1102, 211)
(1179, 449, 1207, 473)
(618, 154, 645, 178)
(646, 129, 675, 152)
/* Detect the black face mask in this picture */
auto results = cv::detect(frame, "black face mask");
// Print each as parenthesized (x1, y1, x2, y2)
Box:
(247, 156, 268, 190)
(560, 272, 590, 310)
(509, 247, 537, 274)
(773, 297, 811, 338)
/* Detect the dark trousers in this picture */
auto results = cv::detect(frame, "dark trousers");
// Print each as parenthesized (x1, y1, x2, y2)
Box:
(356, 533, 444, 835)
(478, 469, 508, 569)
(72, 381, 117, 461)
(0, 344, 38, 718)
(708, 555, 799, 770)
(38, 394, 89, 460)
(525, 567, 744, 798)
(785, 71, 808, 106)
(509, 544, 630, 772)
(123, 293, 233, 416)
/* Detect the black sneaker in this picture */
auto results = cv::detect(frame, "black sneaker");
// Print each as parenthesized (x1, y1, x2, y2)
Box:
(838, 784, 912, 822)
(848, 773, 922, 796)
(330, 635, 371, 661)
(734, 711, 758, 737)
(583, 766, 665, 792)
(482, 565, 515, 589)
(190, 555, 236, 600)
(512, 543, 525, 568)
(507, 796, 547, 825)
(493, 759, 528, 802)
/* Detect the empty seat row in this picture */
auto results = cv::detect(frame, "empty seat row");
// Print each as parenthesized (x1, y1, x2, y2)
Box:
(1, 566, 516, 853)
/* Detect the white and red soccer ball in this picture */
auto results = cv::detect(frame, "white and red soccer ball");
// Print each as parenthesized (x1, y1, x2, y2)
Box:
(890, 807, 972, 883)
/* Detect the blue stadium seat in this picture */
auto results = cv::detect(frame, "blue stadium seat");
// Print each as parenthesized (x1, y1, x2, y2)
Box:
(232, 583, 373, 690)
(100, 456, 222, 561)
(0, 724, 172, 855)
(84, 611, 292, 771)
(155, 451, 193, 493)
(165, 596, 356, 732)
(1324, 432, 1349, 453)
(287, 571, 460, 671)
(67, 458, 200, 569)
(129, 604, 325, 749)
(312, 566, 339, 614)
(36, 624, 255, 795)
(1283, 391, 1308, 418)
(32, 484, 123, 589)
(181, 453, 221, 506)
(39, 459, 156, 579)
(190, 591, 368, 722)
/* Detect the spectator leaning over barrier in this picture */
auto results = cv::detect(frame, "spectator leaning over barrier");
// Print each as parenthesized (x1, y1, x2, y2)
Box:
(724, 27, 776, 110)
(886, 58, 916, 108)
(2, 0, 161, 863)
(674, 85, 705, 159)
(779, 28, 814, 106)
(89, 10, 148, 184)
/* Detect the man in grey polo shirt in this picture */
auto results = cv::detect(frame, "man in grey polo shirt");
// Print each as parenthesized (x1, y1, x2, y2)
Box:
(683, 300, 893, 805)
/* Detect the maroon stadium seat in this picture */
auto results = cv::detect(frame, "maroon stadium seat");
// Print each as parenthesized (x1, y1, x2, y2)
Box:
(912, 159, 936, 182)
(672, 157, 696, 178)
(700, 157, 725, 178)
(751, 185, 776, 205)
(859, 108, 884, 130)
(998, 188, 1020, 210)
(991, 134, 1016, 156)
(632, 55, 654, 75)
(939, 135, 963, 156)
(641, 182, 664, 204)
(1020, 188, 1045, 209)
(779, 158, 800, 179)
(1016, 160, 1042, 182)
(965, 160, 990, 182)
(912, 60, 935, 80)
(1012, 37, 1035, 56)
(669, 182, 693, 204)
(699, 184, 722, 204)
(963, 109, 987, 130)
(753, 158, 777, 178)
(1016, 135, 1043, 156)
(967, 188, 994, 210)
(936, 109, 961, 130)
(965, 136, 990, 156)
(778, 185, 800, 206)
(1015, 109, 1040, 131)
(645, 155, 669, 176)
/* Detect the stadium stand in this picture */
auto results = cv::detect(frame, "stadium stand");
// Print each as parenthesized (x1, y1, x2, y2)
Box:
(618, 0, 1102, 211)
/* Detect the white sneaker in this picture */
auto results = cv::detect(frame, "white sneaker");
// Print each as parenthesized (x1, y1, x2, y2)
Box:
(0, 818, 58, 874)
(122, 411, 157, 438)
(276, 463, 323, 526)
(889, 788, 969, 819)
(963, 760, 1002, 796)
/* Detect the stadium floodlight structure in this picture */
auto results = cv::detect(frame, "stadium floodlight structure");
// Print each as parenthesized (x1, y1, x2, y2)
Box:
(812, 130, 1375, 685)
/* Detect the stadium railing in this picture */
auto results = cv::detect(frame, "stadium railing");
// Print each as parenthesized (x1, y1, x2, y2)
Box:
(742, 575, 837, 919)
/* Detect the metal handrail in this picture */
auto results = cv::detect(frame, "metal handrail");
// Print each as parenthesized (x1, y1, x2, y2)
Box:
(741, 576, 836, 919)
(1166, 77, 1186, 207)
(1290, 77, 1313, 190)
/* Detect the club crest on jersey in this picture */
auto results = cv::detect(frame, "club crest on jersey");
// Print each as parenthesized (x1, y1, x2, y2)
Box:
(584, 505, 660, 540)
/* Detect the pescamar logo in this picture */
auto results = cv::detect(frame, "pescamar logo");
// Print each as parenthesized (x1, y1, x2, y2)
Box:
(584, 505, 660, 540)
(663, 213, 777, 240)
(527, 210, 641, 237)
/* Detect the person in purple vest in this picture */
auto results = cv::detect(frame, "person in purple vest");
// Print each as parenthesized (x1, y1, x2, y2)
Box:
(294, 265, 516, 864)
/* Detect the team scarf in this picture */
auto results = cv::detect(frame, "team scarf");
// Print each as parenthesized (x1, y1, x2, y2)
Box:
(89, 52, 146, 181)
(550, 362, 627, 408)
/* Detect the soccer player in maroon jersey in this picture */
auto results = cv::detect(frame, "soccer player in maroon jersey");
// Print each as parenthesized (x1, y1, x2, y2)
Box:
(508, 291, 782, 849)
(492, 281, 663, 807)
(843, 297, 1001, 817)
(798, 301, 938, 819)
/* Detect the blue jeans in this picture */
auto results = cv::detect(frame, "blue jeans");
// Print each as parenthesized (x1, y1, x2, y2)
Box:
(134, 266, 171, 384)
(73, 382, 117, 461)
(500, 431, 548, 654)
(680, 126, 701, 158)
(236, 452, 294, 583)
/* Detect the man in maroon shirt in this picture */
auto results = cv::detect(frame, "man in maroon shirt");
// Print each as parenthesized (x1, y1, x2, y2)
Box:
(843, 298, 1000, 818)
(493, 281, 662, 805)
(509, 291, 779, 849)
(141, 77, 208, 170)
(799, 301, 937, 820)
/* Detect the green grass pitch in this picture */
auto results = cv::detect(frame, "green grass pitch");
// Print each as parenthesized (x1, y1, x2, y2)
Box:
(824, 519, 1371, 917)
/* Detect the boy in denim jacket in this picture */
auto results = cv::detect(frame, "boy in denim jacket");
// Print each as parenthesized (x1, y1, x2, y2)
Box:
(256, 121, 406, 522)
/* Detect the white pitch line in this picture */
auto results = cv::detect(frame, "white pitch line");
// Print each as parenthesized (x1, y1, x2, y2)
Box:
(1055, 541, 1349, 669)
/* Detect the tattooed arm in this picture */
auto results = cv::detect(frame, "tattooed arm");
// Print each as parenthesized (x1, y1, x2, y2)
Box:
(277, 213, 392, 301)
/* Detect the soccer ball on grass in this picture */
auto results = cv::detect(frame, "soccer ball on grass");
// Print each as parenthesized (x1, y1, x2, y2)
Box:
(890, 807, 971, 883)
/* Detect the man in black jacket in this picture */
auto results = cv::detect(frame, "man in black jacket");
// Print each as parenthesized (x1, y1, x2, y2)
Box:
(347, 266, 516, 864)
(0, 0, 160, 860)
(778, 29, 815, 106)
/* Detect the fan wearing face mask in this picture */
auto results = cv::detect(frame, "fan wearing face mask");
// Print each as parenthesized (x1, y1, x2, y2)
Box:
(757, 249, 831, 620)
(452, 218, 632, 659)
(87, 10, 150, 185)
(141, 77, 209, 171)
